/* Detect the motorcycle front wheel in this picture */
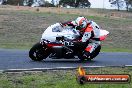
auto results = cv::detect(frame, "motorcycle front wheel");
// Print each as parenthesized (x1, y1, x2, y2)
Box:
(29, 42, 50, 61)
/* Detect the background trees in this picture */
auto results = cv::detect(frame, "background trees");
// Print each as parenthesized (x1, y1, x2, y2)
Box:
(125, 0, 132, 11)
(59, 0, 91, 8)
(2, 0, 132, 11)
(109, 0, 132, 11)
(109, 0, 124, 11)
(6, 0, 28, 6)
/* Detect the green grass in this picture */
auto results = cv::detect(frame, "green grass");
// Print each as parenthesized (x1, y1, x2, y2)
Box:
(0, 9, 132, 52)
(0, 67, 132, 88)
(101, 47, 132, 52)
(0, 43, 34, 49)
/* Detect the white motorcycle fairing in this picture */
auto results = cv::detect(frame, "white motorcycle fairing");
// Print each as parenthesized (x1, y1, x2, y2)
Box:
(41, 23, 80, 42)
(41, 23, 109, 42)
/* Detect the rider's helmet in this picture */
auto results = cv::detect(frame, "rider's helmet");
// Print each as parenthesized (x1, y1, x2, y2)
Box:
(75, 16, 88, 31)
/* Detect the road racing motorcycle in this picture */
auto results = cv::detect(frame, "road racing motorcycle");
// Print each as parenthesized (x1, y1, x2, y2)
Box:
(29, 23, 109, 61)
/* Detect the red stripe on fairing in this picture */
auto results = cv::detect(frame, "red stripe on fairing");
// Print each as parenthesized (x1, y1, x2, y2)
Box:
(47, 43, 64, 47)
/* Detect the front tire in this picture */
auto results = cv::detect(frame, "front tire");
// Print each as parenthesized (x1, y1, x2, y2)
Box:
(29, 42, 50, 61)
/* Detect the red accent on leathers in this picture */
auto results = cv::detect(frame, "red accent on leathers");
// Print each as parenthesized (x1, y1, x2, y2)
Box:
(79, 24, 93, 42)
(85, 45, 93, 52)
(84, 25, 93, 32)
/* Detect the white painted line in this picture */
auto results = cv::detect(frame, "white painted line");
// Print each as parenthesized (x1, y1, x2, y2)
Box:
(83, 66, 105, 68)
(30, 68, 53, 70)
(5, 69, 30, 71)
(125, 65, 132, 67)
(55, 67, 76, 69)
(2, 66, 106, 72)
(3, 68, 53, 72)
(0, 70, 3, 73)
(2, 65, 132, 73)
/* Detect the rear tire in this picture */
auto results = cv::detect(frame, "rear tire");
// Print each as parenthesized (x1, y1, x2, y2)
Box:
(90, 45, 101, 59)
(29, 42, 50, 61)
(78, 45, 101, 62)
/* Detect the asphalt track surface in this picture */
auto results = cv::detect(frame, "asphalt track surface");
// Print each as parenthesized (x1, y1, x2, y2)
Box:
(0, 49, 132, 70)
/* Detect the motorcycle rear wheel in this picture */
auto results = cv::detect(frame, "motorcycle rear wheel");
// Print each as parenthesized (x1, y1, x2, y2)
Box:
(29, 42, 50, 61)
(78, 45, 101, 61)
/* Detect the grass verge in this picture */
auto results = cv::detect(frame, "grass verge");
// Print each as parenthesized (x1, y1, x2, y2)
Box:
(101, 47, 132, 52)
(0, 67, 132, 88)
(0, 9, 132, 52)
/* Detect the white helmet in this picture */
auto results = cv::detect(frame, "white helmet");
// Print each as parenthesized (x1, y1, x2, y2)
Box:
(75, 16, 88, 29)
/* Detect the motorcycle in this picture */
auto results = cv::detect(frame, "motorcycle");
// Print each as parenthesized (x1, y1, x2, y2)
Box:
(29, 23, 109, 61)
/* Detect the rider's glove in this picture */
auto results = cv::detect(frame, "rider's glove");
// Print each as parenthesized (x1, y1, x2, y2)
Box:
(60, 23, 64, 27)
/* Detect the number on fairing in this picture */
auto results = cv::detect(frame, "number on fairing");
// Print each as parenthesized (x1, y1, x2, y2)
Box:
(64, 41, 74, 46)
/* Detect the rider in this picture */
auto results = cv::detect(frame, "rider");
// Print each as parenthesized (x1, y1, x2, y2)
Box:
(61, 16, 101, 59)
